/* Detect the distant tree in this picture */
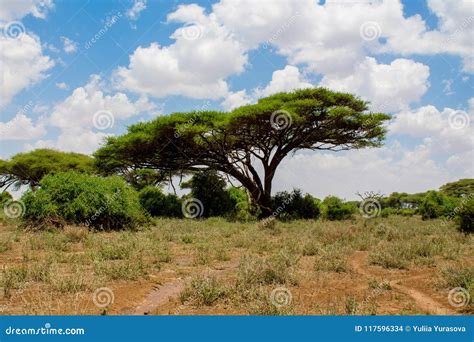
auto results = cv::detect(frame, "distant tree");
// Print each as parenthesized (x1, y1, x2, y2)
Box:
(440, 179, 474, 198)
(0, 149, 94, 190)
(272, 189, 320, 220)
(138, 186, 182, 217)
(182, 169, 234, 217)
(321, 196, 355, 220)
(419, 191, 458, 220)
(95, 89, 389, 217)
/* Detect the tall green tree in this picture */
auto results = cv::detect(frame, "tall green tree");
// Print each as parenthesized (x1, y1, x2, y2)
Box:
(0, 149, 94, 190)
(95, 89, 390, 217)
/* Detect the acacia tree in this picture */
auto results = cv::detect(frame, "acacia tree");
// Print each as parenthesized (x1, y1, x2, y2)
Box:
(0, 149, 94, 190)
(95, 88, 390, 217)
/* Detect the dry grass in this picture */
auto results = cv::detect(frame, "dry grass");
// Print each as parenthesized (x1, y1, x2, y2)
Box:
(0, 215, 472, 315)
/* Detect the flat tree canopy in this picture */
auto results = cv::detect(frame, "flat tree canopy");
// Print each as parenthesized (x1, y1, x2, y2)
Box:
(0, 149, 94, 190)
(95, 88, 390, 217)
(440, 178, 474, 198)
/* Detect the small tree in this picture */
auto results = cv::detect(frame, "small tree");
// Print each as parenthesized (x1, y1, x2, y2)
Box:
(139, 186, 182, 217)
(0, 149, 94, 190)
(321, 196, 355, 220)
(95, 89, 389, 217)
(182, 169, 234, 217)
(272, 189, 320, 220)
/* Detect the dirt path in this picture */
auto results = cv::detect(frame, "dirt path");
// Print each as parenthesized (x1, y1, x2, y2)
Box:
(349, 251, 456, 315)
(128, 259, 240, 315)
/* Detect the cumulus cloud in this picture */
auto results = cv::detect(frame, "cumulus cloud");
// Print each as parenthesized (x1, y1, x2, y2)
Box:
(0, 0, 53, 21)
(114, 4, 247, 99)
(320, 57, 430, 112)
(0, 112, 45, 140)
(0, 32, 54, 107)
(222, 65, 312, 110)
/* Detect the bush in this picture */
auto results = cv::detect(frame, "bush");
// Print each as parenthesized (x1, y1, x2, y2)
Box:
(455, 195, 473, 233)
(381, 207, 417, 218)
(271, 189, 320, 220)
(419, 191, 458, 220)
(0, 191, 12, 206)
(184, 169, 234, 217)
(228, 187, 255, 221)
(138, 186, 182, 217)
(321, 196, 354, 220)
(21, 171, 145, 230)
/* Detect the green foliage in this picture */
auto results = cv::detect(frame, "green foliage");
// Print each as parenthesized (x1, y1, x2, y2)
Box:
(321, 196, 355, 220)
(0, 149, 94, 190)
(440, 179, 474, 198)
(228, 187, 255, 221)
(271, 189, 320, 220)
(0, 191, 12, 206)
(381, 207, 417, 217)
(138, 186, 182, 217)
(184, 169, 234, 218)
(418, 191, 458, 220)
(21, 171, 145, 230)
(455, 195, 473, 233)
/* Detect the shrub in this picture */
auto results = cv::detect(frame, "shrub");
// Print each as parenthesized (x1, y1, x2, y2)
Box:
(228, 187, 254, 221)
(455, 195, 473, 233)
(0, 191, 12, 206)
(21, 171, 145, 230)
(180, 276, 227, 306)
(419, 191, 458, 220)
(181, 169, 234, 217)
(271, 189, 320, 220)
(321, 196, 354, 220)
(138, 186, 182, 217)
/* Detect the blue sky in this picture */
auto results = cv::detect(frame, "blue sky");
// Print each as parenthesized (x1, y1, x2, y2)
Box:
(0, 0, 473, 199)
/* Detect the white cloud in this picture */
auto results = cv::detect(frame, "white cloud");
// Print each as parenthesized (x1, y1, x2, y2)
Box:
(0, 32, 54, 107)
(60, 36, 77, 53)
(126, 0, 146, 21)
(222, 65, 312, 110)
(115, 4, 247, 99)
(254, 65, 312, 98)
(50, 74, 158, 129)
(55, 82, 68, 90)
(320, 57, 430, 112)
(0, 0, 53, 21)
(0, 113, 45, 140)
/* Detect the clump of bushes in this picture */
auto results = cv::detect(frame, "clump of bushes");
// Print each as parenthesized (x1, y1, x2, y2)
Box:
(321, 196, 355, 220)
(455, 196, 473, 233)
(419, 191, 458, 220)
(21, 171, 145, 230)
(271, 189, 320, 220)
(0, 191, 12, 206)
(138, 186, 182, 217)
